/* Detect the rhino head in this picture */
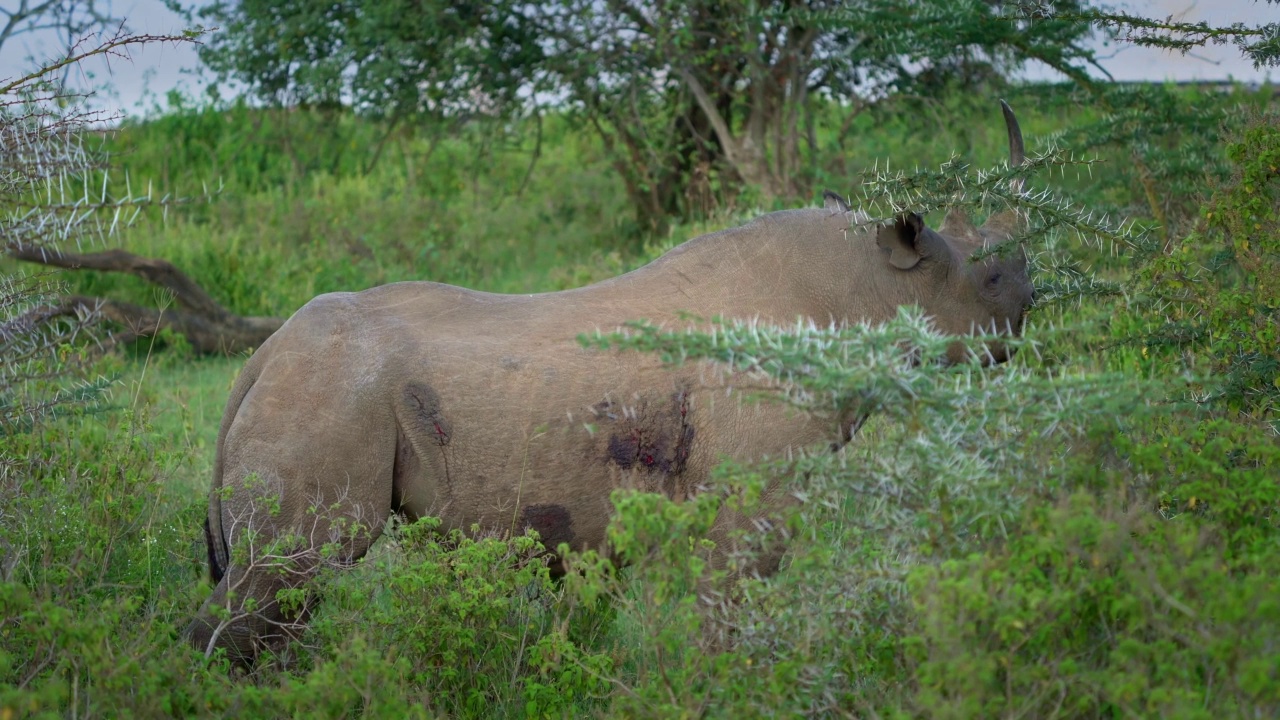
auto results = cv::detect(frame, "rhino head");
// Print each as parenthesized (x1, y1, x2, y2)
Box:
(826, 100, 1033, 363)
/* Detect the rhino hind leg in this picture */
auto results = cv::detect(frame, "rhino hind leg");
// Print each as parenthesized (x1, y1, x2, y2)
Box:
(187, 477, 391, 668)
(187, 429, 395, 666)
(187, 565, 299, 668)
(185, 296, 402, 667)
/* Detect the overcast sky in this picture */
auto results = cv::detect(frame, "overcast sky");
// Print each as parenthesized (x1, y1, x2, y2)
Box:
(1, 0, 1276, 118)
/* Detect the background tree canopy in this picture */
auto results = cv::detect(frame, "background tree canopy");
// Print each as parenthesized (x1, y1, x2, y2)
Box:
(196, 0, 1100, 229)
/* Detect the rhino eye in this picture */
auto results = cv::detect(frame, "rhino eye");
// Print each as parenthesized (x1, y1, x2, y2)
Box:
(985, 272, 1002, 289)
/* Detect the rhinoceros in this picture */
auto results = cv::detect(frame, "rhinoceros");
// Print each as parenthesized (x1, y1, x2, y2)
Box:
(188, 102, 1035, 665)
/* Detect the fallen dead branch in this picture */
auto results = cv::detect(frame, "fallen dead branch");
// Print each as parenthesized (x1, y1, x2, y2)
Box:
(7, 245, 283, 355)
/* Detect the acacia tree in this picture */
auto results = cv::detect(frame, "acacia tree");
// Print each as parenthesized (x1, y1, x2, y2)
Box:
(565, 0, 1100, 203)
(196, 0, 1099, 229)
(193, 0, 543, 179)
(194, 0, 1277, 229)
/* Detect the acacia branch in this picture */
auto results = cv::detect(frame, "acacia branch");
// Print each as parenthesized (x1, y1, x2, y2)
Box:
(1, 28, 201, 96)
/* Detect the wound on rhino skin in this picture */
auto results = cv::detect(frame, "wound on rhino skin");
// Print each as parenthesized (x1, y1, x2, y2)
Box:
(402, 382, 452, 446)
(600, 389, 694, 475)
(521, 503, 575, 549)
(674, 423, 694, 471)
(608, 433, 637, 468)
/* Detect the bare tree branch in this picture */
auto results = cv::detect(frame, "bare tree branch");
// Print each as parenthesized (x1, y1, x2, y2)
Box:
(0, 0, 129, 78)
(8, 246, 232, 320)
(1, 27, 203, 96)
(62, 295, 281, 356)
(4, 247, 285, 354)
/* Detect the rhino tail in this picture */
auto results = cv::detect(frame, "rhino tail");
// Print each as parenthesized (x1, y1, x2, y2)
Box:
(204, 516, 225, 582)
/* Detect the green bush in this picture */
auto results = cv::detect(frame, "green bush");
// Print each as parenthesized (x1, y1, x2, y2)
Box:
(297, 518, 614, 718)
(907, 488, 1280, 718)
(1127, 112, 1280, 422)
(0, 408, 221, 718)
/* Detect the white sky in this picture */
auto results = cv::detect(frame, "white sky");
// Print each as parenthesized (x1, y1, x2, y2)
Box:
(1019, 0, 1280, 83)
(1, 0, 1276, 118)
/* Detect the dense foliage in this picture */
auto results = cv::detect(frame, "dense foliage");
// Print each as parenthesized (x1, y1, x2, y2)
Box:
(194, 0, 1098, 228)
(1, 2, 1278, 717)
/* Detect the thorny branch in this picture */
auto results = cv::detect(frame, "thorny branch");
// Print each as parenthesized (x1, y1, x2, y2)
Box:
(3, 26, 280, 356)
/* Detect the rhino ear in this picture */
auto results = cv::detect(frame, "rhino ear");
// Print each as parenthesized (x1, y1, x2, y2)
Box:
(876, 212, 929, 270)
(979, 210, 1022, 245)
(822, 190, 851, 213)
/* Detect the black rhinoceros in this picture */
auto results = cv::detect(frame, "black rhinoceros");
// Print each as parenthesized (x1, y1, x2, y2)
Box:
(189, 102, 1035, 665)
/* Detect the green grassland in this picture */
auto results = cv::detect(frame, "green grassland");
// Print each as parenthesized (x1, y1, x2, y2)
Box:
(3, 82, 1279, 717)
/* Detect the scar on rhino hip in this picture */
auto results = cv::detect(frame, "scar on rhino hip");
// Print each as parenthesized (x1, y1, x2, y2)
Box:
(402, 382, 452, 446)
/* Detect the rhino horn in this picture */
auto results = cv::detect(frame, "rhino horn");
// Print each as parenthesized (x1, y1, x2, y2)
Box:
(978, 100, 1027, 243)
(1001, 98, 1025, 187)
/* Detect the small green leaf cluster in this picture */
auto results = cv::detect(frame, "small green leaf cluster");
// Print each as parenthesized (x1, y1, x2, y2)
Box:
(1123, 111, 1280, 425)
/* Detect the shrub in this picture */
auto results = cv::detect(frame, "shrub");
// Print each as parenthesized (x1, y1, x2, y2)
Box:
(287, 518, 614, 718)
(1127, 111, 1280, 423)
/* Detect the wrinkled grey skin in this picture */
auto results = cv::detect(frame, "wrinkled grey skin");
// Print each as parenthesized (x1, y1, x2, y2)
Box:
(188, 103, 1035, 666)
